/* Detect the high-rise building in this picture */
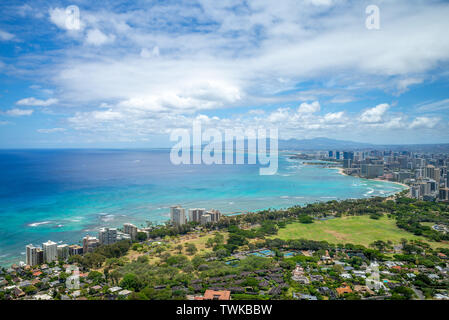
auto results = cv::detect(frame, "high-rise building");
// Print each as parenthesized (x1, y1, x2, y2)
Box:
(83, 235, 100, 253)
(398, 156, 408, 169)
(328, 151, 333, 158)
(57, 244, 70, 261)
(439, 188, 449, 201)
(200, 214, 212, 225)
(42, 240, 57, 263)
(361, 164, 384, 178)
(398, 171, 411, 182)
(426, 165, 437, 180)
(170, 205, 186, 226)
(343, 159, 352, 169)
(37, 249, 44, 265)
(428, 180, 438, 193)
(68, 245, 83, 256)
(206, 209, 221, 223)
(123, 223, 138, 241)
(410, 186, 420, 199)
(419, 182, 431, 196)
(117, 231, 132, 241)
(26, 244, 40, 266)
(188, 208, 206, 223)
(343, 152, 354, 161)
(99, 227, 118, 245)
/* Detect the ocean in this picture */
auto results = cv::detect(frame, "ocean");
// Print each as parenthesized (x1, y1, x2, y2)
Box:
(0, 149, 405, 266)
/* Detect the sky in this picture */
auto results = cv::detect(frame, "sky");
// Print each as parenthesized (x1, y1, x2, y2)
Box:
(1, 0, 449, 148)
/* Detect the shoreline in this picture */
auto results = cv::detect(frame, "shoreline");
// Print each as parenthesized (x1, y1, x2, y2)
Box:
(300, 161, 410, 192)
(333, 167, 410, 191)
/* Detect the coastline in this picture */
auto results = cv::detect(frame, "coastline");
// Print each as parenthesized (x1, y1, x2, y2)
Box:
(334, 167, 410, 191)
(0, 157, 408, 268)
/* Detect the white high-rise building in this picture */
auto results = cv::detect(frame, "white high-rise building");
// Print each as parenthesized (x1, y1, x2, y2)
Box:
(123, 223, 138, 241)
(42, 240, 57, 263)
(26, 244, 39, 266)
(99, 227, 118, 245)
(200, 214, 212, 225)
(206, 209, 221, 223)
(170, 205, 186, 226)
(188, 208, 206, 223)
(57, 244, 70, 261)
(83, 235, 100, 253)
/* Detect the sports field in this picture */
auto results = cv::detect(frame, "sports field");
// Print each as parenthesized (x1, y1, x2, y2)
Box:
(273, 215, 449, 249)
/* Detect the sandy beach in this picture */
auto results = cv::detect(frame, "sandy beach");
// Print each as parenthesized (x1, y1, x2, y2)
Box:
(333, 167, 410, 191)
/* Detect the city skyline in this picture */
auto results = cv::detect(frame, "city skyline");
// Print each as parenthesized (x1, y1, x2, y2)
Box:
(1, 0, 449, 148)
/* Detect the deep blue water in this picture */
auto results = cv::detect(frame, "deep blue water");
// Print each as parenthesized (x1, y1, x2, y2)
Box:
(0, 149, 404, 266)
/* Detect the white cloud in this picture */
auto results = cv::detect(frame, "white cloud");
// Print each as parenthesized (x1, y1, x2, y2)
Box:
(0, 30, 14, 41)
(9, 0, 449, 144)
(45, 1, 449, 110)
(323, 111, 345, 123)
(330, 96, 355, 104)
(297, 101, 320, 114)
(417, 98, 449, 112)
(140, 46, 160, 58)
(382, 116, 406, 129)
(409, 116, 440, 129)
(4, 108, 34, 116)
(359, 104, 389, 123)
(305, 0, 334, 6)
(16, 97, 58, 106)
(49, 8, 69, 30)
(37, 128, 67, 133)
(85, 29, 115, 46)
(268, 108, 290, 123)
(396, 77, 423, 95)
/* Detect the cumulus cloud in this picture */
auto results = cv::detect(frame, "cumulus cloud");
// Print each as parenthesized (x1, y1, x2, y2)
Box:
(85, 29, 115, 46)
(359, 104, 390, 123)
(49, 8, 68, 29)
(323, 111, 345, 123)
(409, 116, 440, 129)
(43, 1, 449, 110)
(6, 0, 449, 144)
(268, 108, 291, 123)
(298, 101, 320, 114)
(16, 97, 58, 106)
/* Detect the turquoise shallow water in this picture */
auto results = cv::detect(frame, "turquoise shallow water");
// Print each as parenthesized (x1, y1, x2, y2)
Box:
(0, 149, 405, 266)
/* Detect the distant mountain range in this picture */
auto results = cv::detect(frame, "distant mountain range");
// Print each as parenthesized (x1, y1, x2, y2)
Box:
(279, 137, 449, 152)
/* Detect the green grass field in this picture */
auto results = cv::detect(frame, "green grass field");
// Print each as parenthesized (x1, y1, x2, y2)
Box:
(273, 215, 449, 249)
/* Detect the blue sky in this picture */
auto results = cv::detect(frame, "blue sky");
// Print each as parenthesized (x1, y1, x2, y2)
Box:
(1, 0, 449, 148)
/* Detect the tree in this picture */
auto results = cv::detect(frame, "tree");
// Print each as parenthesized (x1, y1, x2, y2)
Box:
(298, 215, 314, 224)
(120, 273, 143, 291)
(370, 240, 388, 252)
(24, 285, 38, 295)
(137, 232, 147, 241)
(88, 271, 104, 284)
(185, 243, 198, 255)
(215, 248, 230, 259)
